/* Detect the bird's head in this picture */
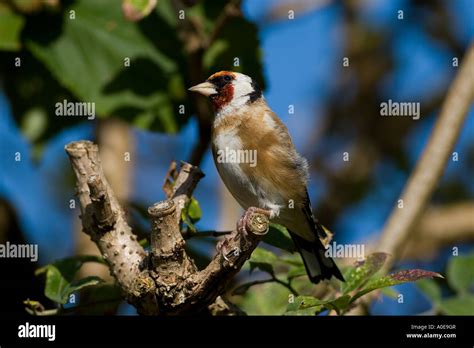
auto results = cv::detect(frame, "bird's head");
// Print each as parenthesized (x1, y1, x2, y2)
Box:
(188, 71, 262, 114)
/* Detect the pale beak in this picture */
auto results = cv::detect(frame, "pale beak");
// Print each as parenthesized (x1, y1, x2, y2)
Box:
(188, 81, 217, 97)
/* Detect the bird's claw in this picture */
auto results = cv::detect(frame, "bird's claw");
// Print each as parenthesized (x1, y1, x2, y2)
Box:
(217, 207, 271, 261)
(216, 237, 240, 261)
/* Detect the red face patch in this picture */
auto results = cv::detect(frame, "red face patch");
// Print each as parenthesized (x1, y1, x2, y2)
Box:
(210, 83, 234, 111)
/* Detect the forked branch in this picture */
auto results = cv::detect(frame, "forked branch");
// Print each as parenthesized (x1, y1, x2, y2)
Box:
(65, 141, 268, 315)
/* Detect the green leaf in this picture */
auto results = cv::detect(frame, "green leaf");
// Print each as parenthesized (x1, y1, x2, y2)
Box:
(323, 295, 352, 315)
(181, 197, 202, 233)
(351, 269, 443, 303)
(263, 223, 296, 253)
(286, 295, 352, 315)
(380, 286, 399, 299)
(36, 255, 107, 304)
(248, 248, 278, 275)
(25, 0, 182, 132)
(286, 295, 326, 312)
(0, 3, 25, 51)
(44, 265, 68, 304)
(341, 252, 388, 294)
(20, 108, 48, 142)
(438, 295, 474, 315)
(238, 281, 292, 315)
(63, 276, 103, 303)
(446, 253, 474, 294)
(45, 266, 103, 304)
(287, 266, 307, 280)
(187, 197, 202, 221)
(416, 278, 442, 303)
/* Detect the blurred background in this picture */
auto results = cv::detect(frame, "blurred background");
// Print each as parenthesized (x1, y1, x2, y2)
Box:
(0, 0, 473, 315)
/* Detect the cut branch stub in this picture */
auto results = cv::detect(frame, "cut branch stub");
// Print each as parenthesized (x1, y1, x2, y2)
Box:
(149, 200, 180, 255)
(245, 213, 269, 236)
(148, 198, 197, 297)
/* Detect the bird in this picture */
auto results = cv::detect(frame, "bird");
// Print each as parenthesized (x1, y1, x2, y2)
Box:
(189, 71, 344, 284)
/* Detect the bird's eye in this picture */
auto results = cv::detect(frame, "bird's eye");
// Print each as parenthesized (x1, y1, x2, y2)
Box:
(223, 75, 232, 82)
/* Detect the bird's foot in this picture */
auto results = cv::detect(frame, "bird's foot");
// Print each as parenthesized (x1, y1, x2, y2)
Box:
(216, 237, 227, 254)
(216, 236, 240, 261)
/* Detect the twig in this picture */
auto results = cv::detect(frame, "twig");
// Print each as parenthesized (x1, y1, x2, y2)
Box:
(170, 161, 204, 224)
(273, 277, 300, 296)
(162, 161, 178, 197)
(233, 278, 275, 294)
(233, 276, 299, 296)
(204, 0, 242, 48)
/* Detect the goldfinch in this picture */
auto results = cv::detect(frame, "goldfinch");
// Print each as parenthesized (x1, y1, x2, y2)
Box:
(189, 71, 344, 284)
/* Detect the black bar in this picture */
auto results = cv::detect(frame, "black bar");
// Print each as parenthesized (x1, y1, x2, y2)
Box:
(0, 315, 472, 346)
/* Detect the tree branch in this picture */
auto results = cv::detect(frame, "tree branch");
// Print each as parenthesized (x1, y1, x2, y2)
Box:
(346, 42, 474, 315)
(65, 141, 145, 296)
(402, 202, 474, 259)
(377, 43, 474, 259)
(170, 161, 205, 224)
(65, 141, 268, 315)
(190, 212, 269, 307)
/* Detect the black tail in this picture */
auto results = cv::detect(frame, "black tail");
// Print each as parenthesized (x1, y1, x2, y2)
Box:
(289, 231, 344, 284)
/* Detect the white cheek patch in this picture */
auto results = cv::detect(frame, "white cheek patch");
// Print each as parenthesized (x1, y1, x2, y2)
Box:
(233, 75, 255, 100)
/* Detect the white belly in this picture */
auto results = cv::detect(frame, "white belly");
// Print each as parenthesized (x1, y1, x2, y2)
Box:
(213, 129, 258, 209)
(213, 128, 284, 215)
